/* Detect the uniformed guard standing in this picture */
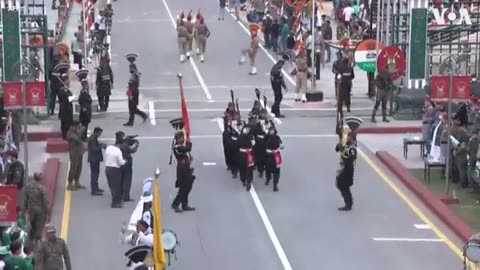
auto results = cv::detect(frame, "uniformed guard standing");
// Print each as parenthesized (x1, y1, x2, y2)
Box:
(422, 97, 438, 155)
(177, 13, 191, 63)
(335, 131, 357, 211)
(124, 54, 148, 126)
(66, 122, 86, 191)
(453, 123, 469, 187)
(76, 69, 92, 140)
(23, 172, 50, 244)
(336, 57, 354, 113)
(170, 119, 196, 213)
(294, 45, 308, 103)
(332, 51, 343, 97)
(467, 129, 480, 187)
(265, 125, 282, 192)
(58, 80, 74, 139)
(239, 23, 260, 75)
(270, 59, 287, 118)
(37, 224, 72, 270)
(194, 15, 210, 63)
(371, 69, 392, 123)
(96, 56, 114, 111)
(237, 125, 255, 191)
(185, 11, 195, 59)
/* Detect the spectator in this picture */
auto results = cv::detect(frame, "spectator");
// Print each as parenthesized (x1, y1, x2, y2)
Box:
(321, 20, 333, 63)
(71, 33, 83, 70)
(5, 241, 29, 270)
(95, 10, 107, 43)
(0, 246, 9, 269)
(343, 3, 354, 30)
(3, 150, 24, 190)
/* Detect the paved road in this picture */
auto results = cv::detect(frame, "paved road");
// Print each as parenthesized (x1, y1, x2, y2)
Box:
(53, 0, 470, 269)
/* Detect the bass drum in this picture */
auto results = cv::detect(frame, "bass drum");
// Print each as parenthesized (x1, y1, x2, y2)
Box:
(465, 233, 480, 263)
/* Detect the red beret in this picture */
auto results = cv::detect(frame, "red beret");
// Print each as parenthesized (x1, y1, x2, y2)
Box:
(6, 150, 18, 159)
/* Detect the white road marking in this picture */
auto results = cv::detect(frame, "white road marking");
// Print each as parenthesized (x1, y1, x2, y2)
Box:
(104, 107, 370, 113)
(216, 118, 224, 130)
(216, 122, 292, 270)
(148, 101, 156, 125)
(116, 18, 172, 23)
(137, 85, 273, 90)
(100, 134, 336, 141)
(161, 0, 213, 101)
(107, 0, 111, 57)
(414, 224, 432, 230)
(373, 238, 443, 242)
(202, 162, 217, 166)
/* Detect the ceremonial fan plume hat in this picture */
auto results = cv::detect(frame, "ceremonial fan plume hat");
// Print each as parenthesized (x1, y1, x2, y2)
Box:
(187, 10, 193, 20)
(52, 62, 70, 75)
(169, 118, 185, 134)
(125, 53, 138, 63)
(75, 69, 89, 82)
(345, 116, 363, 132)
(196, 9, 202, 19)
(125, 245, 151, 263)
(249, 23, 260, 34)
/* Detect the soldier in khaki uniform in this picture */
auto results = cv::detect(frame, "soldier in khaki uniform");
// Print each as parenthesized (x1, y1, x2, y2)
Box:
(177, 12, 191, 63)
(185, 11, 195, 58)
(23, 172, 50, 243)
(294, 45, 308, 103)
(194, 15, 210, 63)
(37, 224, 72, 270)
(467, 129, 480, 187)
(239, 23, 260, 75)
(452, 122, 469, 187)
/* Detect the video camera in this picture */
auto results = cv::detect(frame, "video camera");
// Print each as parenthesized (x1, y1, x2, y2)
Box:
(124, 134, 139, 145)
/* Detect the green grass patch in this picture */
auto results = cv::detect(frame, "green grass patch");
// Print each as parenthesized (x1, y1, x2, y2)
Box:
(410, 169, 480, 232)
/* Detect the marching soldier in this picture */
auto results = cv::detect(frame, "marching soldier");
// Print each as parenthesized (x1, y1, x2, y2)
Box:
(336, 56, 354, 113)
(23, 172, 50, 244)
(124, 54, 148, 126)
(170, 120, 196, 213)
(194, 14, 210, 63)
(294, 45, 308, 103)
(225, 112, 242, 178)
(335, 131, 357, 211)
(248, 100, 262, 125)
(239, 23, 260, 75)
(96, 56, 114, 111)
(237, 124, 255, 191)
(253, 109, 270, 178)
(332, 51, 343, 97)
(185, 11, 195, 59)
(270, 59, 287, 118)
(371, 69, 392, 123)
(76, 69, 92, 140)
(222, 103, 237, 171)
(177, 13, 191, 63)
(265, 125, 282, 192)
(37, 224, 72, 270)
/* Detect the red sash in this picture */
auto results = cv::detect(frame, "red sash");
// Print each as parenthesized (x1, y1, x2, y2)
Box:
(273, 151, 282, 167)
(246, 150, 254, 167)
(126, 87, 132, 97)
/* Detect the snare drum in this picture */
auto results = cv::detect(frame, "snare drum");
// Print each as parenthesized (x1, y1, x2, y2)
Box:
(465, 233, 480, 263)
(162, 230, 178, 252)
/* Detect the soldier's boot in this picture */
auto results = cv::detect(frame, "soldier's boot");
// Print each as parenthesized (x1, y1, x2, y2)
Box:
(67, 183, 77, 191)
(246, 182, 252, 191)
(171, 203, 182, 213)
(273, 184, 279, 192)
(200, 54, 205, 63)
(75, 182, 86, 189)
(186, 51, 191, 59)
(180, 54, 186, 63)
(295, 93, 300, 102)
(239, 55, 246, 64)
(265, 177, 271, 186)
(382, 109, 390, 123)
(301, 93, 307, 103)
(196, 48, 200, 55)
(249, 66, 257, 75)
(370, 108, 378, 123)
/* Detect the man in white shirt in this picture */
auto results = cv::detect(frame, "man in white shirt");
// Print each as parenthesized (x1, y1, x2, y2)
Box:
(121, 220, 153, 247)
(105, 131, 126, 208)
(342, 3, 354, 29)
(95, 10, 107, 43)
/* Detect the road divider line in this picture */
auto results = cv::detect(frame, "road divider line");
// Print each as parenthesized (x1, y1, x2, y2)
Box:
(414, 224, 431, 230)
(60, 162, 72, 241)
(358, 149, 477, 269)
(148, 101, 156, 125)
(161, 0, 213, 101)
(131, 85, 273, 90)
(373, 237, 443, 242)
(216, 122, 293, 270)
(202, 162, 217, 166)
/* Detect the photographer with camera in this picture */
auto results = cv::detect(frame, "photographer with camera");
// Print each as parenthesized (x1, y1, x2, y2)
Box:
(115, 131, 140, 202)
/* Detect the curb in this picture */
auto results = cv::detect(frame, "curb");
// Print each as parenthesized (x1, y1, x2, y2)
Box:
(41, 158, 61, 211)
(357, 126, 421, 134)
(21, 131, 62, 142)
(375, 151, 473, 242)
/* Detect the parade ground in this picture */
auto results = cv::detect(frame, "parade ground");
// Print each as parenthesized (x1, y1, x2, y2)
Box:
(50, 0, 472, 268)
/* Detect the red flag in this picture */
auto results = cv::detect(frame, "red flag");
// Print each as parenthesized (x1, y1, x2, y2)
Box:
(178, 76, 191, 137)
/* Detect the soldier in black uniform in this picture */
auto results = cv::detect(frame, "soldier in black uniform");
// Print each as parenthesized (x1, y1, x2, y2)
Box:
(171, 120, 196, 213)
(58, 80, 74, 139)
(237, 124, 256, 191)
(331, 51, 343, 97)
(335, 131, 357, 211)
(253, 109, 270, 178)
(265, 125, 282, 192)
(124, 54, 148, 126)
(116, 131, 140, 202)
(96, 56, 114, 111)
(226, 113, 242, 178)
(336, 57, 355, 113)
(76, 70, 92, 140)
(248, 100, 261, 126)
(270, 59, 287, 118)
(222, 103, 237, 171)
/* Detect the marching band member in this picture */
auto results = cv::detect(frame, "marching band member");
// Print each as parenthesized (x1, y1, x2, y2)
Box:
(239, 23, 260, 75)
(335, 131, 357, 211)
(265, 125, 282, 192)
(194, 14, 210, 63)
(253, 109, 270, 178)
(294, 45, 308, 103)
(77, 69, 92, 140)
(237, 124, 255, 191)
(121, 220, 153, 247)
(171, 120, 196, 213)
(185, 11, 195, 59)
(177, 14, 191, 63)
(141, 194, 153, 230)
